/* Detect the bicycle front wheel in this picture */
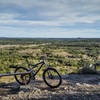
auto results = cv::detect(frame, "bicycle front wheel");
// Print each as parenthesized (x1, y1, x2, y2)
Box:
(43, 67, 62, 88)
(14, 67, 31, 85)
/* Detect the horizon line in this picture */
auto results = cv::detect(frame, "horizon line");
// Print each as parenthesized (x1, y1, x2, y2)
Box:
(0, 37, 100, 39)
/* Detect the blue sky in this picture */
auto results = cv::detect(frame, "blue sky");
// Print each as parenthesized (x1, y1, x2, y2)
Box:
(0, 0, 100, 38)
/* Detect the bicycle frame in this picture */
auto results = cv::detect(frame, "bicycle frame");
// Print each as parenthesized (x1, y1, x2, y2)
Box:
(28, 60, 48, 77)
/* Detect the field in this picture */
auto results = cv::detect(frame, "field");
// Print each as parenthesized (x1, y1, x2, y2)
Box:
(0, 38, 100, 77)
(0, 38, 100, 100)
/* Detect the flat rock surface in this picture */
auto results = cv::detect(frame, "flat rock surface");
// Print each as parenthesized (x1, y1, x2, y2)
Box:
(0, 74, 100, 100)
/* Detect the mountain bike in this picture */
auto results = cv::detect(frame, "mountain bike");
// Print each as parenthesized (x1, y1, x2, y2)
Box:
(12, 56, 62, 88)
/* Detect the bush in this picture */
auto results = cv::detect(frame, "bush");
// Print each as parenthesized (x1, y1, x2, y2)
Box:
(78, 67, 97, 74)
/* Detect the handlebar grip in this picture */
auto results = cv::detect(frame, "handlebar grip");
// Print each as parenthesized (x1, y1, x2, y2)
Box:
(22, 56, 30, 58)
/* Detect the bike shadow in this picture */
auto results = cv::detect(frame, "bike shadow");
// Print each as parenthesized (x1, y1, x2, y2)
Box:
(0, 82, 20, 96)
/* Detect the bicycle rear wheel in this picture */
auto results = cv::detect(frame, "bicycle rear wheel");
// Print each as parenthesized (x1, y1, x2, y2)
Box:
(14, 67, 31, 85)
(43, 67, 62, 88)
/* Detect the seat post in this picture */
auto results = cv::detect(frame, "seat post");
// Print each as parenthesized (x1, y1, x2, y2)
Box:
(22, 56, 30, 66)
(23, 57, 29, 66)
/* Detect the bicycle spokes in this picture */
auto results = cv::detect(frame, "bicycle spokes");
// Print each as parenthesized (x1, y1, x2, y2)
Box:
(14, 67, 31, 85)
(44, 68, 61, 87)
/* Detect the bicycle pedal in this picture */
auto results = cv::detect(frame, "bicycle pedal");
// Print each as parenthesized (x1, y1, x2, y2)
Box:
(32, 76, 35, 80)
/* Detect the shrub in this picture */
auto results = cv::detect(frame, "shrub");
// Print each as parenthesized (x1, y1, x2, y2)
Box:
(78, 66, 96, 74)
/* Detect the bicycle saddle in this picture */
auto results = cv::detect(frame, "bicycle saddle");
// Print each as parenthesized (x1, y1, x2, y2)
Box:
(40, 56, 46, 60)
(22, 56, 30, 58)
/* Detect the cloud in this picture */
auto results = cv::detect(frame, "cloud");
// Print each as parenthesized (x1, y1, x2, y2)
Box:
(0, 25, 100, 38)
(0, 0, 100, 37)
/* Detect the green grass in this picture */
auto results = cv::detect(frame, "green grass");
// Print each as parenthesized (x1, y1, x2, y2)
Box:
(96, 66, 100, 71)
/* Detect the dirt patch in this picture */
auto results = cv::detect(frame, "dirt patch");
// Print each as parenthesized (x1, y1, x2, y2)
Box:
(0, 45, 20, 48)
(0, 44, 39, 49)
(18, 49, 41, 54)
(52, 50, 72, 57)
(0, 74, 100, 100)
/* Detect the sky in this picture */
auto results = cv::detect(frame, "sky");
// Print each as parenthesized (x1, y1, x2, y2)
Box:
(0, 0, 100, 38)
